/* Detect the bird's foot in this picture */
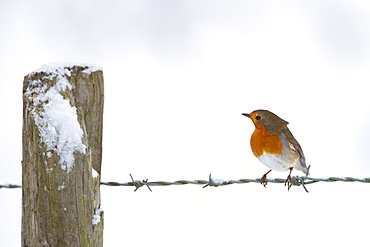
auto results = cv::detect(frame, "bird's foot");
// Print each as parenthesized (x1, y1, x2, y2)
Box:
(260, 174, 268, 188)
(285, 167, 294, 191)
(285, 174, 293, 191)
(260, 170, 272, 188)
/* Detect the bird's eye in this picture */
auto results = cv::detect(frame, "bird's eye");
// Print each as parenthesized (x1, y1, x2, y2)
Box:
(255, 115, 261, 121)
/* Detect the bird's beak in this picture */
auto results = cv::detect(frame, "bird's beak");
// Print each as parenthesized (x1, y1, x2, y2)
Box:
(242, 113, 251, 118)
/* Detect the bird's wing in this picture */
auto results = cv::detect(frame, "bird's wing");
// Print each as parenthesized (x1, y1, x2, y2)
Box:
(282, 128, 307, 170)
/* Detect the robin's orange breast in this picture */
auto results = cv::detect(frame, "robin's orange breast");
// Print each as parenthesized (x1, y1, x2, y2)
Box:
(250, 128, 283, 157)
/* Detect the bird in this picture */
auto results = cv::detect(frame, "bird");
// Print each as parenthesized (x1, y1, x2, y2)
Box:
(242, 110, 308, 190)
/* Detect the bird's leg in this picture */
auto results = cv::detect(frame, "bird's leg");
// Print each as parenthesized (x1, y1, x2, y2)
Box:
(285, 167, 294, 191)
(260, 170, 272, 188)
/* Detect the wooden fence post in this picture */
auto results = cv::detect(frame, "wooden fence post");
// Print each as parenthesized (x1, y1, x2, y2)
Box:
(22, 64, 104, 247)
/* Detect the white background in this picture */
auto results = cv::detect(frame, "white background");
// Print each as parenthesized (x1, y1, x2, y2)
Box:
(1, 0, 370, 246)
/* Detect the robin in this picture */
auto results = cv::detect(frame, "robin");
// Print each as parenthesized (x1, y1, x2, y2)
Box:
(242, 110, 308, 190)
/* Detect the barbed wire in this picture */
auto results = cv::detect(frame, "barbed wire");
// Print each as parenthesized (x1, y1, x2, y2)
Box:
(2, 174, 370, 193)
(0, 184, 22, 189)
(101, 174, 370, 193)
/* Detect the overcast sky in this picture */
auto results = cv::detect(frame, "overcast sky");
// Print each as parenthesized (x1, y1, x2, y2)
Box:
(1, 0, 370, 246)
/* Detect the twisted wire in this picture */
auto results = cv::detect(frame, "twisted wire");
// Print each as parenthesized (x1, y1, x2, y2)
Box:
(2, 176, 370, 192)
(100, 174, 370, 193)
(0, 184, 22, 189)
(102, 177, 370, 186)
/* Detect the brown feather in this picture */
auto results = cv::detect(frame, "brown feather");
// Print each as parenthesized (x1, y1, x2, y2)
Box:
(282, 128, 307, 169)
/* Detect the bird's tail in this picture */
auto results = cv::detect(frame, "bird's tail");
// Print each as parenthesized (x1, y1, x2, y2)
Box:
(295, 158, 310, 176)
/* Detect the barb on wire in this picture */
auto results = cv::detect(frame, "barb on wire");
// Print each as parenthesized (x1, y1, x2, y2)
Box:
(290, 165, 311, 193)
(203, 174, 218, 188)
(203, 174, 233, 188)
(129, 174, 152, 192)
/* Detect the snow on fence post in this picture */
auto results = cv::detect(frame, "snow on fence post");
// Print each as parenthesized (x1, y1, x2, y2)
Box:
(22, 63, 104, 247)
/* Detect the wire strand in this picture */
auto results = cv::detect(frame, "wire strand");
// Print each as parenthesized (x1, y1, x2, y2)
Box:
(3, 175, 370, 192)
